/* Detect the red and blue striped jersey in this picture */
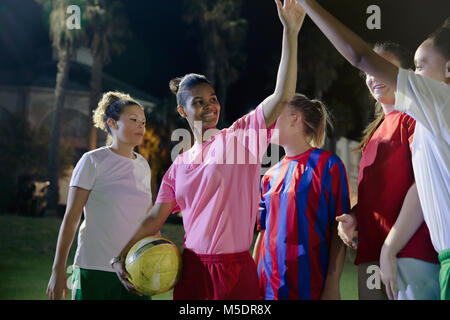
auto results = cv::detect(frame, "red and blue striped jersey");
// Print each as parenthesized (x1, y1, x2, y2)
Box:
(256, 148, 350, 300)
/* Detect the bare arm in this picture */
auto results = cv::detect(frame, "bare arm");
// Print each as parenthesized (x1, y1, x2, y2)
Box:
(252, 230, 265, 263)
(263, 0, 306, 127)
(297, 0, 399, 90)
(117, 201, 175, 258)
(321, 222, 346, 299)
(112, 201, 176, 294)
(47, 186, 90, 300)
(383, 183, 423, 254)
(380, 183, 424, 300)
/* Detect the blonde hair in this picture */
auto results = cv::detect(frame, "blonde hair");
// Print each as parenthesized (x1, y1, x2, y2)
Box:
(289, 93, 332, 148)
(92, 91, 142, 145)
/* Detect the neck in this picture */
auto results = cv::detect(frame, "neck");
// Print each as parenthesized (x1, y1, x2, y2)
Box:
(192, 125, 219, 146)
(282, 136, 313, 158)
(109, 140, 136, 159)
(380, 103, 395, 114)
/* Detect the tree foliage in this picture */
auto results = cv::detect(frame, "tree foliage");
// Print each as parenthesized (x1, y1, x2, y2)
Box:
(0, 108, 73, 212)
(182, 0, 248, 125)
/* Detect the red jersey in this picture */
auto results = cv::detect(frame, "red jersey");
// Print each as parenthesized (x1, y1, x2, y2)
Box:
(355, 110, 438, 265)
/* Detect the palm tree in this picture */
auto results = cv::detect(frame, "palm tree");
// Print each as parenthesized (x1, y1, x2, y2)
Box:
(183, 0, 247, 126)
(84, 0, 130, 150)
(38, 0, 86, 215)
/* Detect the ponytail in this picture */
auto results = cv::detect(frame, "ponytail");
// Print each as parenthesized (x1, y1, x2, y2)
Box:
(288, 93, 332, 148)
(92, 91, 142, 145)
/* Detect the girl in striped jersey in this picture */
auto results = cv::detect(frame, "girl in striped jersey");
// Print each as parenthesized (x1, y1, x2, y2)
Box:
(253, 93, 350, 300)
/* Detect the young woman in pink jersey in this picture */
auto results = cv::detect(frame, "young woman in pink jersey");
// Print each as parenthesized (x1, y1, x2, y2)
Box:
(253, 94, 350, 300)
(112, 0, 307, 299)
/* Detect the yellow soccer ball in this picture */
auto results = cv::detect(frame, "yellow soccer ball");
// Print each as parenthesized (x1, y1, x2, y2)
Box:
(125, 236, 182, 296)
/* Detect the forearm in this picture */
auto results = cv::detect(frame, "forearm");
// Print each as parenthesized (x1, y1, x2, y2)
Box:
(383, 183, 424, 255)
(274, 29, 298, 101)
(326, 224, 346, 281)
(51, 212, 80, 272)
(263, 29, 299, 127)
(252, 230, 265, 261)
(51, 187, 88, 272)
(116, 202, 173, 258)
(117, 214, 161, 258)
(300, 0, 369, 67)
(299, 0, 398, 89)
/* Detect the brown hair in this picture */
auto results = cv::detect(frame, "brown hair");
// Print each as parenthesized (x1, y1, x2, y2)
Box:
(288, 93, 332, 148)
(356, 41, 413, 151)
(355, 102, 384, 151)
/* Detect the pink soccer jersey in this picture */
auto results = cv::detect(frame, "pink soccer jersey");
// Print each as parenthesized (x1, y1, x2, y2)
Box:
(257, 148, 350, 300)
(156, 104, 275, 254)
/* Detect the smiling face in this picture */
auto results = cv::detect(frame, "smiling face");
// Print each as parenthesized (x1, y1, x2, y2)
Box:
(109, 104, 146, 146)
(365, 49, 402, 105)
(177, 82, 221, 131)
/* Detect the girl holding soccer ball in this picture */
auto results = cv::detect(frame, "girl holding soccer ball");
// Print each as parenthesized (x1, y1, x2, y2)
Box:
(113, 0, 306, 299)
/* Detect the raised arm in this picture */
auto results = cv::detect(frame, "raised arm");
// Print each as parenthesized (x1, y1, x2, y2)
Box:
(297, 0, 399, 90)
(263, 0, 306, 127)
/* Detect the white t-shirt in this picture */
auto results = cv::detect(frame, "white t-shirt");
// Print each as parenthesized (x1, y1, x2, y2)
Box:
(395, 68, 450, 253)
(70, 146, 152, 272)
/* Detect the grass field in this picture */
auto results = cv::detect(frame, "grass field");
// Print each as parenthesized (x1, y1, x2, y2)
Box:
(0, 214, 358, 300)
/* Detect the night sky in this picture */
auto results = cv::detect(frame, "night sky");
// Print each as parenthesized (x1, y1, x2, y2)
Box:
(1, 0, 449, 130)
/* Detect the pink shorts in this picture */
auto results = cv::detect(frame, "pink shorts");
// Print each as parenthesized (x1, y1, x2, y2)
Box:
(173, 249, 263, 300)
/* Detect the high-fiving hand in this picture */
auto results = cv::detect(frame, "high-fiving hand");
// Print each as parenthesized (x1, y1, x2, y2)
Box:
(274, 0, 307, 33)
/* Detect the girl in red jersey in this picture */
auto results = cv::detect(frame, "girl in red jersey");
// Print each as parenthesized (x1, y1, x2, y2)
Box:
(294, 0, 448, 300)
(253, 94, 350, 300)
(335, 42, 440, 300)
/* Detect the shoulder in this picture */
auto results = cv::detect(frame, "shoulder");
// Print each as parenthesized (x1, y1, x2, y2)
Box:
(228, 103, 265, 132)
(135, 152, 150, 167)
(171, 151, 189, 166)
(75, 147, 110, 170)
(399, 68, 448, 89)
(261, 159, 284, 183)
(315, 149, 344, 171)
(83, 146, 110, 162)
(313, 149, 341, 163)
(134, 153, 152, 178)
(399, 112, 415, 125)
(160, 155, 185, 181)
(397, 68, 450, 100)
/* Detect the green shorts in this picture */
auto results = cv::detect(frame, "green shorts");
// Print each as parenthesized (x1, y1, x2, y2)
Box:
(71, 266, 151, 300)
(439, 249, 450, 300)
